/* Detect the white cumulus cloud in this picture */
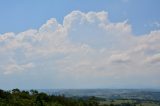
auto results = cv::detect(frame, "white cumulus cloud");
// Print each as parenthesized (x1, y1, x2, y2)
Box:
(0, 11, 160, 88)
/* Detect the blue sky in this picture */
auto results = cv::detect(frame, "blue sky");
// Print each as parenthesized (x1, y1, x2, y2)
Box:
(0, 0, 160, 89)
(0, 0, 160, 35)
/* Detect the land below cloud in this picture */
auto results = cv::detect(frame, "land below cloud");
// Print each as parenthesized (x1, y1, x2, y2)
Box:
(1, 88, 160, 106)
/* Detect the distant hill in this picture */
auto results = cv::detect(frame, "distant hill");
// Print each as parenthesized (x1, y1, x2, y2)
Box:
(39, 89, 160, 101)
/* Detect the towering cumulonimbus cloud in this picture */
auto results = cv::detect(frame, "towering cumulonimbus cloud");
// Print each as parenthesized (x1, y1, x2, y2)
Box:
(0, 11, 160, 88)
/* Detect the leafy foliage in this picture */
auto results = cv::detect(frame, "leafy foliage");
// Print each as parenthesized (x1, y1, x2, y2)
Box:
(0, 89, 99, 106)
(0, 89, 159, 106)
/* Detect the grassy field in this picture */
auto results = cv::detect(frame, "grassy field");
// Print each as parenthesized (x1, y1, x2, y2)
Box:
(100, 99, 160, 106)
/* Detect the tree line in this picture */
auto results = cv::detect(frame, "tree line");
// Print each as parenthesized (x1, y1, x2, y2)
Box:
(0, 88, 143, 106)
(0, 88, 99, 106)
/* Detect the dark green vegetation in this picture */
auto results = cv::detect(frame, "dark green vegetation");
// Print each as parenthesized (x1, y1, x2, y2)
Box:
(0, 88, 99, 106)
(0, 89, 160, 106)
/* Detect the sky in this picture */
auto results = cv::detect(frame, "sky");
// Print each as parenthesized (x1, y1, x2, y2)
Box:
(0, 0, 160, 89)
